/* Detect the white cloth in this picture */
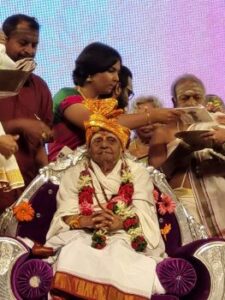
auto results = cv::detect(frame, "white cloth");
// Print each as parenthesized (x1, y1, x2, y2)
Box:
(46, 157, 166, 298)
(0, 44, 16, 70)
(189, 120, 225, 237)
(0, 123, 24, 191)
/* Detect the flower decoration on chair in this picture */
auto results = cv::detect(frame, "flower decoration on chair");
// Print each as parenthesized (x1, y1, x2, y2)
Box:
(13, 200, 35, 222)
(153, 188, 176, 240)
(153, 190, 176, 215)
(78, 163, 147, 252)
(161, 223, 172, 241)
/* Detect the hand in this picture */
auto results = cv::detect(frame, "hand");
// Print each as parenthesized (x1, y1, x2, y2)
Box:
(107, 214, 123, 232)
(78, 210, 114, 230)
(0, 134, 19, 158)
(91, 209, 114, 230)
(216, 115, 225, 125)
(151, 108, 183, 124)
(92, 209, 123, 232)
(200, 127, 225, 146)
(21, 119, 53, 145)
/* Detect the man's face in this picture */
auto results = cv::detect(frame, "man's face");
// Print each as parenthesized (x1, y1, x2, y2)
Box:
(91, 61, 120, 95)
(5, 21, 39, 61)
(120, 76, 133, 107)
(89, 130, 122, 167)
(174, 80, 205, 108)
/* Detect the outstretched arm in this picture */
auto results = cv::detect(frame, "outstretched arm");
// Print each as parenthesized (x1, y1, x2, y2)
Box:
(63, 100, 183, 130)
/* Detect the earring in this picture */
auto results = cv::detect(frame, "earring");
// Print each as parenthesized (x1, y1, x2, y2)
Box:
(86, 75, 92, 83)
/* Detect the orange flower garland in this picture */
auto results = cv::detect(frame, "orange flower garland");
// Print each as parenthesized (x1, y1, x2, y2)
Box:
(13, 201, 35, 222)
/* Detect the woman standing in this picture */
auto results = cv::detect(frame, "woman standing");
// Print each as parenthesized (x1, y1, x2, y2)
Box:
(49, 42, 181, 161)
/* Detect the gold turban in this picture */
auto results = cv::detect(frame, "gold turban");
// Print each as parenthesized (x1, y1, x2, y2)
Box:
(84, 98, 130, 149)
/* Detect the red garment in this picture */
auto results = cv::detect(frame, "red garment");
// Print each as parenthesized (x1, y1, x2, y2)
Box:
(0, 73, 53, 212)
(48, 95, 85, 161)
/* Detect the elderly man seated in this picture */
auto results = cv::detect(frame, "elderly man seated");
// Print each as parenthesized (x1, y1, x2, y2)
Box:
(45, 99, 166, 300)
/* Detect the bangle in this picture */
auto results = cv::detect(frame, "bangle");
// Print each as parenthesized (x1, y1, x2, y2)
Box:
(66, 215, 82, 229)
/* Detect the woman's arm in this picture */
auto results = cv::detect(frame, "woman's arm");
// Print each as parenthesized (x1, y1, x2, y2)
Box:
(63, 101, 183, 130)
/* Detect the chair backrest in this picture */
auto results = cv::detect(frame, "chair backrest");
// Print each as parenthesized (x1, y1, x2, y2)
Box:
(2, 148, 209, 250)
(17, 181, 58, 244)
(3, 147, 87, 243)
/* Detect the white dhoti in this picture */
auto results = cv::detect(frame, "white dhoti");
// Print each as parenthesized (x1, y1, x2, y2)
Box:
(46, 158, 166, 299)
(47, 230, 165, 300)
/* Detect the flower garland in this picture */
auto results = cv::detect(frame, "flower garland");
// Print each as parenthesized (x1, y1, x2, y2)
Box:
(78, 163, 147, 252)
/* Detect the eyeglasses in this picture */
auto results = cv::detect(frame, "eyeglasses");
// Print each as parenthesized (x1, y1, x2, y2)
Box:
(128, 90, 135, 100)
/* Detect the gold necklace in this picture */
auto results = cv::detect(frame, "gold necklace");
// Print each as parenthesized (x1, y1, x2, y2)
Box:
(76, 86, 88, 100)
(76, 86, 98, 100)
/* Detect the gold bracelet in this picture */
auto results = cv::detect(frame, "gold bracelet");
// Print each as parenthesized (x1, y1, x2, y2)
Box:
(64, 215, 82, 230)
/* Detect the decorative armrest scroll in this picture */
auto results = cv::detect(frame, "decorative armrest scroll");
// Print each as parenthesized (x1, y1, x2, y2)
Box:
(193, 240, 225, 300)
(0, 237, 29, 300)
(146, 166, 208, 245)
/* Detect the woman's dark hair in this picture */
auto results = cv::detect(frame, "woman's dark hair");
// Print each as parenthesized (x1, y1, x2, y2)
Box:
(72, 42, 122, 86)
(2, 14, 40, 37)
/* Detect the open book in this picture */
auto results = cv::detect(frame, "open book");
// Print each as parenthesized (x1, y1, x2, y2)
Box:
(176, 106, 213, 124)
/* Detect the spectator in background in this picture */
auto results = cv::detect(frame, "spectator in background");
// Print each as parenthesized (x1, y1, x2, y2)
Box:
(129, 96, 162, 164)
(114, 65, 134, 110)
(100, 65, 133, 110)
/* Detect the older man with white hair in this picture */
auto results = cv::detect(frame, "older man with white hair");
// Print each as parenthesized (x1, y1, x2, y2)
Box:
(45, 99, 166, 300)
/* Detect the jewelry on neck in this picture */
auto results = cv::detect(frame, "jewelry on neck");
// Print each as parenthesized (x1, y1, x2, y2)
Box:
(76, 86, 88, 100)
(76, 86, 98, 100)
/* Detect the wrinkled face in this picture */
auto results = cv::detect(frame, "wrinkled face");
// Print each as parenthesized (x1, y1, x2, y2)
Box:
(174, 80, 205, 108)
(5, 21, 39, 61)
(89, 130, 122, 167)
(135, 102, 155, 140)
(90, 61, 120, 95)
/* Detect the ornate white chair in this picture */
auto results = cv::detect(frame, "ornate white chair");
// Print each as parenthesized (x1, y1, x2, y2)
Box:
(0, 148, 224, 300)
